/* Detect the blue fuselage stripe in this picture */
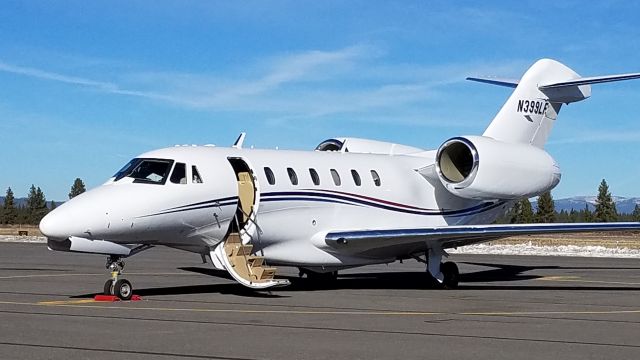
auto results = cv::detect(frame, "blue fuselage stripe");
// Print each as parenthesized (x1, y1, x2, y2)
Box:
(140, 190, 504, 218)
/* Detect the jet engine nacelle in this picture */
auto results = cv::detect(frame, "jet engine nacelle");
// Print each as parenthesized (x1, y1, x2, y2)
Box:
(435, 135, 561, 200)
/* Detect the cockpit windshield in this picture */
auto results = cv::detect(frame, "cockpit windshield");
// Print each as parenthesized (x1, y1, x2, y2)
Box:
(113, 158, 174, 184)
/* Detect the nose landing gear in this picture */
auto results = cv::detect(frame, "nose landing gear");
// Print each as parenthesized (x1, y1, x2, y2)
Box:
(103, 255, 133, 300)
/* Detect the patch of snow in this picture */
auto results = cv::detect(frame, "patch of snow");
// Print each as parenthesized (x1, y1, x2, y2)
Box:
(0, 235, 46, 243)
(449, 243, 640, 258)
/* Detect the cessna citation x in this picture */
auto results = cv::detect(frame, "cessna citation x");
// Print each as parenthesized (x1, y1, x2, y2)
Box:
(40, 59, 640, 299)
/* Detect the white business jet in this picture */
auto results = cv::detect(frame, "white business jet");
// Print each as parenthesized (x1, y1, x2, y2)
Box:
(40, 59, 640, 299)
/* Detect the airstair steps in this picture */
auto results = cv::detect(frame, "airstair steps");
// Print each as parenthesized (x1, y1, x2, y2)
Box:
(212, 232, 289, 289)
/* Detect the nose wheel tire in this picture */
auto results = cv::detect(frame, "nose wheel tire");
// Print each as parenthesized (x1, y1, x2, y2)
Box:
(114, 279, 133, 300)
(103, 280, 114, 295)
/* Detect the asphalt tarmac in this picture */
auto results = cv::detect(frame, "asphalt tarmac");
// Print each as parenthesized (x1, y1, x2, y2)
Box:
(0, 242, 639, 360)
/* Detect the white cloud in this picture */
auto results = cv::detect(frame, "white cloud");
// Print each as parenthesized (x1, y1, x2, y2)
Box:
(0, 47, 529, 127)
(0, 60, 178, 104)
(0, 61, 118, 91)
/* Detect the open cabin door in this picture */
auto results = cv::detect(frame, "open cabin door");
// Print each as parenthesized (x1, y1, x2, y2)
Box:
(227, 158, 260, 244)
(209, 157, 289, 289)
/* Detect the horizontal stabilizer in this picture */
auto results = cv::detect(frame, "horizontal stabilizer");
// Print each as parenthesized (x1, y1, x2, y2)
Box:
(466, 77, 519, 88)
(539, 73, 640, 89)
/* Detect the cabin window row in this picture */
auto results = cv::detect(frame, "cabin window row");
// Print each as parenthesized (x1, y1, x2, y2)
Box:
(263, 167, 381, 187)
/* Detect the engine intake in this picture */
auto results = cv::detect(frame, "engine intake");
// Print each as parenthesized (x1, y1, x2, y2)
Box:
(435, 136, 561, 200)
(437, 137, 478, 185)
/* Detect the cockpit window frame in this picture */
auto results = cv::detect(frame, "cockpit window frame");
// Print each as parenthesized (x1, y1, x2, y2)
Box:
(114, 158, 175, 185)
(113, 158, 142, 182)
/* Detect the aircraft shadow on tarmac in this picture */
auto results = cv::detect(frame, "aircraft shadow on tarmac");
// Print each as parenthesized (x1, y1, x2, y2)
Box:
(0, 267, 68, 272)
(70, 263, 640, 298)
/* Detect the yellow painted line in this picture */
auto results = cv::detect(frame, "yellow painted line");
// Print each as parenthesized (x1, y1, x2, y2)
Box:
(0, 272, 190, 280)
(462, 310, 640, 316)
(538, 276, 581, 281)
(38, 299, 97, 305)
(537, 276, 640, 286)
(0, 300, 639, 318)
(0, 300, 440, 316)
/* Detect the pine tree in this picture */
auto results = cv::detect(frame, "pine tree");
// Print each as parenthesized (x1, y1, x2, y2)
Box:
(582, 204, 593, 222)
(505, 201, 520, 224)
(632, 204, 640, 222)
(27, 185, 48, 224)
(536, 191, 556, 223)
(69, 178, 86, 199)
(17, 205, 29, 224)
(569, 209, 579, 223)
(557, 209, 569, 222)
(2, 187, 17, 225)
(515, 198, 534, 223)
(26, 185, 38, 224)
(594, 179, 617, 222)
(50, 201, 57, 210)
(35, 187, 48, 224)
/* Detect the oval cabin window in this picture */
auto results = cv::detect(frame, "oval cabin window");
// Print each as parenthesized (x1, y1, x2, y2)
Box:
(351, 169, 361, 186)
(264, 167, 276, 185)
(330, 169, 341, 186)
(287, 167, 298, 185)
(309, 168, 320, 186)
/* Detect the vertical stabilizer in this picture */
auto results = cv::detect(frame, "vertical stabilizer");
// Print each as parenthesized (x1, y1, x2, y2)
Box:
(482, 59, 590, 148)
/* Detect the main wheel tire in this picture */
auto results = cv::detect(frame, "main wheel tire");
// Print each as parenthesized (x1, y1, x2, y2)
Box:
(103, 279, 114, 295)
(114, 279, 133, 300)
(441, 261, 459, 289)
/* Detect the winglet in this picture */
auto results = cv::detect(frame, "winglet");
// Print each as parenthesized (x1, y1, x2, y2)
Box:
(232, 132, 246, 149)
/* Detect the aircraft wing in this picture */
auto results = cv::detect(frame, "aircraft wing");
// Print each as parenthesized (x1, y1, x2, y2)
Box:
(324, 222, 640, 254)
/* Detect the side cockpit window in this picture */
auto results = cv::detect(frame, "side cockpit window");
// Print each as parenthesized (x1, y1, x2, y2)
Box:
(170, 163, 187, 184)
(192, 166, 203, 183)
(127, 159, 174, 184)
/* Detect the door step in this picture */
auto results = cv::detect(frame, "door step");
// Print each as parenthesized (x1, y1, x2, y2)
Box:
(211, 233, 289, 289)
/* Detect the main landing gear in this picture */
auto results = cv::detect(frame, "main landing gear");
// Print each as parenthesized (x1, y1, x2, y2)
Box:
(103, 255, 133, 300)
(422, 245, 460, 289)
(438, 261, 460, 289)
(298, 268, 339, 284)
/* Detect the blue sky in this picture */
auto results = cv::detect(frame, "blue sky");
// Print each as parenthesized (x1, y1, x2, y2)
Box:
(1, 1, 640, 201)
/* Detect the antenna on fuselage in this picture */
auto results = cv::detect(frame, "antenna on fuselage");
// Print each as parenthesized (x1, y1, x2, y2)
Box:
(232, 132, 246, 149)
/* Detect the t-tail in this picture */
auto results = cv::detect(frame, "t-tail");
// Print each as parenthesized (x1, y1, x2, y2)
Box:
(469, 59, 640, 148)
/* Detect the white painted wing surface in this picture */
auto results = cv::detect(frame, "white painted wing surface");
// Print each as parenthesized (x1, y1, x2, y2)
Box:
(325, 222, 640, 254)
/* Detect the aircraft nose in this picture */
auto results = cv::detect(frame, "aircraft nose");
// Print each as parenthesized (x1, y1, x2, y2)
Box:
(39, 209, 71, 240)
(40, 189, 115, 240)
